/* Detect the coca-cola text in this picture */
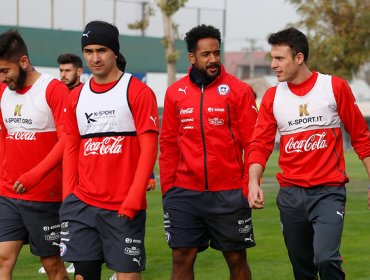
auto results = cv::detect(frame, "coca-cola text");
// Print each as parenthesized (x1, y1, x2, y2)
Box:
(84, 136, 124, 156)
(285, 132, 327, 153)
(6, 132, 36, 140)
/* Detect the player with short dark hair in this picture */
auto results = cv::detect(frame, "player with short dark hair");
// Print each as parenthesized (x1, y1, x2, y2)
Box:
(160, 24, 258, 280)
(0, 29, 69, 279)
(57, 53, 83, 91)
(248, 27, 370, 280)
(60, 20, 159, 280)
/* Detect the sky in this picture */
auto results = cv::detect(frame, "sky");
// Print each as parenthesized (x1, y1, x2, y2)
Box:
(0, 0, 300, 51)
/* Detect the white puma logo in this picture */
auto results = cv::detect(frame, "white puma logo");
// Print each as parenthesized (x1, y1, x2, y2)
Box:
(82, 31, 90, 37)
(245, 233, 254, 243)
(336, 210, 344, 219)
(150, 115, 157, 126)
(52, 242, 60, 247)
(252, 105, 258, 113)
(178, 86, 187, 94)
(133, 257, 141, 266)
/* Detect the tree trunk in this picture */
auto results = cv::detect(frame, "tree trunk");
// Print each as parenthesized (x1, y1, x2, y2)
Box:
(163, 13, 177, 86)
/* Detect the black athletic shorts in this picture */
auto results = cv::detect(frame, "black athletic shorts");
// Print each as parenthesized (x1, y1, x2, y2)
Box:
(59, 194, 146, 273)
(0, 196, 61, 256)
(162, 187, 256, 252)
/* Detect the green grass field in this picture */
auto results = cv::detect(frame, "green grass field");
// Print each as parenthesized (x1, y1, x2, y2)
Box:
(13, 151, 370, 279)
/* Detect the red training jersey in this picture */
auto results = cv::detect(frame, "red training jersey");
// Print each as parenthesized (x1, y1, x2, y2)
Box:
(0, 74, 68, 202)
(64, 73, 159, 211)
(248, 72, 370, 187)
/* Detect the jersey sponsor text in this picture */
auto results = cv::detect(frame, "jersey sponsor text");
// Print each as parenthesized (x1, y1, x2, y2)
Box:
(288, 115, 323, 127)
(6, 131, 36, 140)
(285, 132, 328, 154)
(84, 136, 124, 156)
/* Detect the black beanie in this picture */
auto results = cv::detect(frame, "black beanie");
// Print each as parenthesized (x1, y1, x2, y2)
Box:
(81, 21, 120, 55)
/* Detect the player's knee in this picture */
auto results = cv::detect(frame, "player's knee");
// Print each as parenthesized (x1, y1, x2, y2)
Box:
(172, 248, 197, 268)
(40, 255, 64, 274)
(74, 261, 102, 280)
(223, 250, 247, 268)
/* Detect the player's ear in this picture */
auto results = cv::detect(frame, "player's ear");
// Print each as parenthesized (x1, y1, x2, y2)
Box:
(296, 52, 305, 65)
(188, 52, 195, 64)
(18, 55, 29, 70)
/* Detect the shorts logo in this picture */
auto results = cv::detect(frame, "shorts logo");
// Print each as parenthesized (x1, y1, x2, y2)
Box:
(125, 237, 142, 244)
(165, 231, 171, 243)
(60, 242, 67, 256)
(244, 233, 254, 243)
(133, 257, 141, 266)
(43, 224, 60, 231)
(217, 84, 230, 96)
(124, 246, 140, 256)
(61, 222, 69, 229)
(45, 232, 60, 241)
(239, 225, 252, 233)
(164, 212, 170, 228)
(237, 218, 251, 225)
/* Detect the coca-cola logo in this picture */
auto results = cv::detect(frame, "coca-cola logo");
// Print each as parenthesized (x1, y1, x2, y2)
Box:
(6, 132, 36, 140)
(179, 108, 194, 115)
(84, 136, 124, 156)
(285, 132, 327, 154)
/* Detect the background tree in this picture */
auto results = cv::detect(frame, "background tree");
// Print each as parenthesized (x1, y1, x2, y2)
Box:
(156, 0, 188, 86)
(287, 0, 370, 80)
(127, 3, 155, 36)
(128, 0, 188, 86)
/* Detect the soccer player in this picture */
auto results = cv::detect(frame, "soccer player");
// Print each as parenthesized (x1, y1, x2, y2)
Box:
(248, 27, 370, 279)
(40, 52, 83, 276)
(59, 20, 158, 280)
(159, 24, 258, 280)
(0, 29, 69, 279)
(38, 53, 83, 277)
(57, 53, 83, 91)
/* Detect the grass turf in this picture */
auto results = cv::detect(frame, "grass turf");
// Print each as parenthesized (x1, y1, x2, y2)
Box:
(13, 151, 370, 279)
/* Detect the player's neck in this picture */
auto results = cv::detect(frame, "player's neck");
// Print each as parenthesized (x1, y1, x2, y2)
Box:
(24, 67, 41, 88)
(289, 66, 312, 85)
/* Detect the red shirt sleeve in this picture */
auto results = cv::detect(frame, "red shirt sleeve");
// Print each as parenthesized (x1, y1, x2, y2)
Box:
(46, 79, 69, 127)
(64, 86, 81, 135)
(159, 85, 181, 193)
(17, 79, 68, 191)
(127, 77, 159, 135)
(0, 84, 6, 180)
(62, 86, 82, 198)
(119, 78, 159, 218)
(236, 83, 258, 196)
(333, 76, 370, 159)
(248, 87, 278, 169)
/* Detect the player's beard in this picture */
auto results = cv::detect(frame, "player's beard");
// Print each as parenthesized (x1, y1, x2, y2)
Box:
(14, 66, 27, 90)
(66, 75, 78, 89)
(200, 63, 220, 81)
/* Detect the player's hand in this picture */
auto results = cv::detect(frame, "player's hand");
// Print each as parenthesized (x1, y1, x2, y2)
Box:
(13, 181, 26, 194)
(248, 182, 264, 209)
(146, 178, 156, 191)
